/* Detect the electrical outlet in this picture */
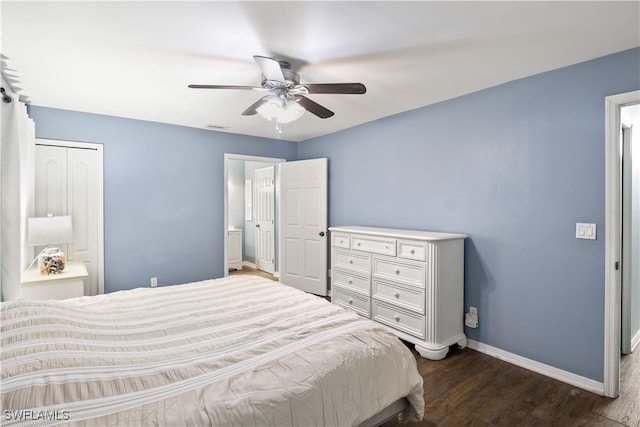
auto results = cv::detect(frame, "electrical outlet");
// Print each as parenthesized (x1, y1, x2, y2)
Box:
(465, 306, 478, 328)
(150, 277, 158, 288)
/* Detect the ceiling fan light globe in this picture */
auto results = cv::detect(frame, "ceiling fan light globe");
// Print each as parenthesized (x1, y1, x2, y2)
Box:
(256, 97, 304, 124)
(277, 100, 305, 124)
(256, 96, 283, 120)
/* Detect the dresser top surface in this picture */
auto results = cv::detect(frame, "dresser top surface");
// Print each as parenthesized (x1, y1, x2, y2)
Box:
(328, 226, 467, 241)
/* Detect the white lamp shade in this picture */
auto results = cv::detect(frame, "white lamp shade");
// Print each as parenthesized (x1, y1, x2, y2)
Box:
(27, 216, 74, 246)
(257, 96, 305, 124)
(276, 100, 305, 124)
(256, 96, 283, 120)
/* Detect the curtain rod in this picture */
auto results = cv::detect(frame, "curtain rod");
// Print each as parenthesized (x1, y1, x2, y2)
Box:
(1, 87, 12, 103)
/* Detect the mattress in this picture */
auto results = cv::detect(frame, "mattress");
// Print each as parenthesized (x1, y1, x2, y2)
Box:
(1, 275, 424, 426)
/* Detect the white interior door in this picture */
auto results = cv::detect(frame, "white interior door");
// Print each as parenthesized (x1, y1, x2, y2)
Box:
(67, 148, 100, 296)
(279, 158, 328, 296)
(35, 141, 103, 296)
(255, 166, 275, 274)
(35, 145, 67, 219)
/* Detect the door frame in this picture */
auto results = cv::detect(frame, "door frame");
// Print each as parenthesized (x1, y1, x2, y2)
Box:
(223, 153, 285, 276)
(35, 138, 104, 294)
(604, 90, 640, 398)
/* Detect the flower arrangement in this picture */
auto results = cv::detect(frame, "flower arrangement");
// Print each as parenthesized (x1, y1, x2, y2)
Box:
(38, 249, 66, 274)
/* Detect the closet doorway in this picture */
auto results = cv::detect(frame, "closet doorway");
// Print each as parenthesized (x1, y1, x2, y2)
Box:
(34, 139, 104, 296)
(604, 90, 640, 398)
(223, 154, 284, 277)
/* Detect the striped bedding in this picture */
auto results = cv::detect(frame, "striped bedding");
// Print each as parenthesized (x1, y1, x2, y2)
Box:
(1, 275, 424, 426)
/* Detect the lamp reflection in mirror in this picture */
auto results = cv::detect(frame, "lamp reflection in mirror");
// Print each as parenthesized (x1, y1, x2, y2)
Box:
(27, 215, 74, 274)
(256, 95, 305, 133)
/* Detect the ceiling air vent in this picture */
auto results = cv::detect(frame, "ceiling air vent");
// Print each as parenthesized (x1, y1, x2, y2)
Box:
(207, 124, 228, 131)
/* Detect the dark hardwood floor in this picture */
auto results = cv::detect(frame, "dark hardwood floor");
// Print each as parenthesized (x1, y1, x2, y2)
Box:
(400, 344, 639, 426)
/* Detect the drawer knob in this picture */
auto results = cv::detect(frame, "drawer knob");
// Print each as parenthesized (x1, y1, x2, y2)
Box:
(394, 268, 400, 274)
(410, 249, 415, 254)
(348, 279, 353, 284)
(357, 242, 361, 246)
(348, 298, 353, 305)
(340, 239, 344, 244)
(394, 314, 400, 322)
(394, 291, 400, 298)
(349, 259, 353, 264)
(385, 245, 389, 249)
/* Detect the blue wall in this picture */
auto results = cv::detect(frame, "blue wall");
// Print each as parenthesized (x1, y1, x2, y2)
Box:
(298, 48, 640, 382)
(28, 107, 297, 292)
(29, 48, 639, 383)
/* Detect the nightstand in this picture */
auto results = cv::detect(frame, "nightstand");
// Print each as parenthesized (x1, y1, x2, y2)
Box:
(21, 261, 88, 300)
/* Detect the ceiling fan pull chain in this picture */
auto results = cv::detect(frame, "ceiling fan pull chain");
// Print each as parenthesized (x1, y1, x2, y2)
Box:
(273, 118, 282, 135)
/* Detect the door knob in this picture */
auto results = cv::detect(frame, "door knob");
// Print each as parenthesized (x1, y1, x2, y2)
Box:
(319, 231, 325, 237)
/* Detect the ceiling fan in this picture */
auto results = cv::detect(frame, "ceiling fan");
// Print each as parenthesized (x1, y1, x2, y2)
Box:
(189, 55, 366, 130)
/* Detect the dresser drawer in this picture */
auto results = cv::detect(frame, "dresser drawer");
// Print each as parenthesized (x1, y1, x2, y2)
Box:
(333, 287, 370, 318)
(373, 278, 425, 314)
(333, 269, 370, 295)
(373, 257, 425, 287)
(352, 235, 396, 256)
(373, 301, 425, 339)
(333, 250, 371, 274)
(398, 240, 427, 262)
(332, 232, 351, 249)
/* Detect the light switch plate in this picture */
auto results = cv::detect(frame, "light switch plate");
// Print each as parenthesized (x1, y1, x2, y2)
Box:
(576, 223, 596, 240)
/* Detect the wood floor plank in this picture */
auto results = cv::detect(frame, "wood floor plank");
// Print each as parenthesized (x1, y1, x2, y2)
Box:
(593, 350, 640, 427)
(397, 343, 638, 427)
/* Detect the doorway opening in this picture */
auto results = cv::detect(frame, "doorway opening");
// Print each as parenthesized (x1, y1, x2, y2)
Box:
(604, 90, 640, 398)
(223, 154, 284, 278)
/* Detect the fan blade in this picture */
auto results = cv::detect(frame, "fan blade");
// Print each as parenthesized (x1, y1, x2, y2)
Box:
(188, 84, 257, 90)
(253, 56, 285, 83)
(302, 83, 366, 94)
(297, 96, 334, 119)
(241, 96, 271, 116)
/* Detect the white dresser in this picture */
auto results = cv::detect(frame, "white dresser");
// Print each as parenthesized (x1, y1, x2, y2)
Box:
(329, 226, 467, 360)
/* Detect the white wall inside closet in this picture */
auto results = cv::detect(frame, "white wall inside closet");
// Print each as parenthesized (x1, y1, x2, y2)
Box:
(34, 139, 104, 296)
(621, 104, 640, 354)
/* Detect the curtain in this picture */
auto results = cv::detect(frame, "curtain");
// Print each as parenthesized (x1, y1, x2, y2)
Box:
(1, 87, 35, 301)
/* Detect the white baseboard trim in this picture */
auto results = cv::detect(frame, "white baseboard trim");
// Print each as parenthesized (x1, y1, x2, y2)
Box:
(632, 330, 640, 353)
(467, 339, 604, 396)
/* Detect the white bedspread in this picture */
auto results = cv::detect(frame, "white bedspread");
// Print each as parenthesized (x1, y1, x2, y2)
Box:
(1, 275, 424, 426)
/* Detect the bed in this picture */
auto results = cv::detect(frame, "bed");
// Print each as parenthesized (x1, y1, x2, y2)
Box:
(1, 275, 424, 426)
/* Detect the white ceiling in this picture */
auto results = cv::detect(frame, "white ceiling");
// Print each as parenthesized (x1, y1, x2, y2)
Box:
(2, 1, 639, 142)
